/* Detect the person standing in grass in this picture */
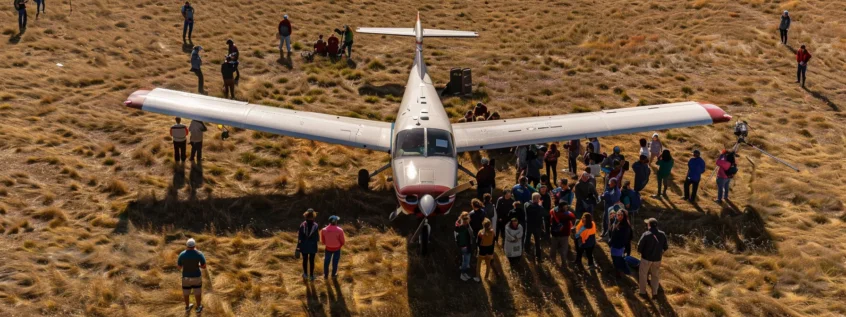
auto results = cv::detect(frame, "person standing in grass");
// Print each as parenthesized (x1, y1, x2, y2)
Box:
(170, 117, 188, 164)
(469, 198, 486, 244)
(278, 14, 293, 55)
(188, 119, 206, 163)
(320, 215, 345, 279)
(653, 150, 674, 198)
(503, 217, 524, 267)
(796, 44, 812, 88)
(552, 178, 574, 207)
(221, 56, 237, 99)
(714, 151, 736, 204)
(601, 178, 621, 237)
(683, 149, 706, 202)
(340, 25, 354, 59)
(475, 218, 496, 282)
(638, 138, 649, 159)
(455, 211, 474, 281)
(297, 209, 319, 280)
(226, 39, 240, 83)
(494, 189, 515, 244)
(190, 46, 204, 94)
(178, 238, 206, 314)
(574, 172, 598, 220)
(181, 1, 195, 41)
(14, 0, 27, 31)
(475, 157, 495, 199)
(632, 155, 650, 193)
(648, 133, 663, 164)
(573, 213, 597, 270)
(779, 10, 790, 45)
(544, 143, 561, 185)
(566, 139, 580, 175)
(524, 193, 545, 262)
(549, 202, 575, 268)
(32, 0, 42, 19)
(638, 218, 668, 297)
(609, 211, 632, 278)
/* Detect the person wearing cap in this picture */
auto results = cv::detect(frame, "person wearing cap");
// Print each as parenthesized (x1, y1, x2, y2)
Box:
(320, 215, 345, 279)
(524, 192, 545, 262)
(297, 209, 319, 280)
(796, 44, 812, 87)
(181, 1, 195, 41)
(632, 155, 650, 193)
(601, 146, 624, 175)
(573, 213, 597, 270)
(574, 172, 598, 220)
(684, 149, 706, 202)
(455, 211, 474, 281)
(340, 25, 354, 59)
(170, 117, 188, 164)
(278, 14, 293, 55)
(653, 150, 674, 198)
(475, 157, 495, 200)
(549, 202, 576, 268)
(221, 56, 237, 99)
(503, 217, 524, 267)
(648, 133, 663, 164)
(779, 10, 791, 45)
(494, 189, 515, 244)
(177, 238, 207, 313)
(620, 180, 641, 220)
(190, 46, 204, 94)
(637, 218, 668, 297)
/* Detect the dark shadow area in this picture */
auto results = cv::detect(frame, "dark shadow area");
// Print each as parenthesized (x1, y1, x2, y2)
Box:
(302, 282, 327, 317)
(345, 58, 357, 69)
(182, 39, 194, 54)
(533, 263, 575, 316)
(172, 164, 187, 191)
(577, 254, 622, 317)
(188, 162, 204, 200)
(803, 86, 840, 112)
(278, 52, 294, 70)
(593, 246, 669, 316)
(9, 28, 24, 44)
(485, 256, 517, 315)
(327, 279, 351, 317)
(785, 44, 796, 54)
(358, 83, 404, 98)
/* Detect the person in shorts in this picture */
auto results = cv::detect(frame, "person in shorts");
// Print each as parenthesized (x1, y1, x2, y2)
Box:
(178, 238, 207, 313)
(475, 218, 496, 282)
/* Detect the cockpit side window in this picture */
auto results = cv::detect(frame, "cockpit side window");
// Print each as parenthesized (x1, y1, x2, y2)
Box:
(426, 128, 454, 158)
(394, 128, 426, 158)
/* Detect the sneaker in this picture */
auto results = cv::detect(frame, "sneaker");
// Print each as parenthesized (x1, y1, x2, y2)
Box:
(185, 304, 194, 312)
(196, 305, 203, 313)
(713, 199, 723, 204)
(460, 273, 470, 281)
(473, 277, 481, 282)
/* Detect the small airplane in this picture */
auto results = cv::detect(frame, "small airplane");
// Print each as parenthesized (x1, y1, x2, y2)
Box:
(124, 14, 731, 253)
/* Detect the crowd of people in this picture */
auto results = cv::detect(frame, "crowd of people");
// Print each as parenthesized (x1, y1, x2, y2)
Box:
(458, 102, 501, 123)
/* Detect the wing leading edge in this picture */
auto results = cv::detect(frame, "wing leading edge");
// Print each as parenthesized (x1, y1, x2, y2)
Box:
(125, 89, 393, 152)
(451, 102, 731, 153)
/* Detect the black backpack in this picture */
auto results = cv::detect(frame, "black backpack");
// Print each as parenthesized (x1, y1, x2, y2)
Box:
(726, 165, 738, 177)
(13, 0, 20, 10)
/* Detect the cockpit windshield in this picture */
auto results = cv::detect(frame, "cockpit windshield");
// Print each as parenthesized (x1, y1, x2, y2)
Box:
(394, 128, 454, 158)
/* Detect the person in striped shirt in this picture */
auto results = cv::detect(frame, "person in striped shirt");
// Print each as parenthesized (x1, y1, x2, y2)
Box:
(171, 117, 188, 163)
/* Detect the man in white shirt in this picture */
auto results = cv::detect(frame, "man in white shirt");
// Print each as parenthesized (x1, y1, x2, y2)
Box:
(188, 120, 206, 163)
(170, 117, 188, 163)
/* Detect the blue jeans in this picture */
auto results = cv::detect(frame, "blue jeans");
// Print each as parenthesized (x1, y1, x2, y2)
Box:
(18, 9, 27, 30)
(182, 21, 193, 39)
(460, 247, 471, 274)
(34, 0, 43, 12)
(280, 35, 291, 52)
(716, 177, 731, 201)
(797, 63, 807, 85)
(323, 250, 341, 277)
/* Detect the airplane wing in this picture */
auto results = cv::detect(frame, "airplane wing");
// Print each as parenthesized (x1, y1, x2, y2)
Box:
(124, 89, 393, 152)
(451, 102, 731, 152)
(357, 28, 478, 38)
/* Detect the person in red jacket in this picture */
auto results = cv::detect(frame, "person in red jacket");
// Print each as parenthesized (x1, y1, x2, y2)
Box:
(549, 202, 576, 268)
(320, 215, 345, 279)
(326, 34, 340, 57)
(796, 45, 812, 87)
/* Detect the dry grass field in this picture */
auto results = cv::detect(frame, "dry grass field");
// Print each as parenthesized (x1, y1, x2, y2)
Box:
(2, 0, 846, 316)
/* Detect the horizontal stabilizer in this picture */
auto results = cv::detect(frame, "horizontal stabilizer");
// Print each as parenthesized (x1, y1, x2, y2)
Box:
(356, 28, 478, 38)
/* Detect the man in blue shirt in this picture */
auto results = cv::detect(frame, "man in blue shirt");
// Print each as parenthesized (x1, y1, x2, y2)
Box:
(511, 176, 536, 205)
(683, 149, 706, 202)
(181, 2, 195, 41)
(178, 238, 207, 313)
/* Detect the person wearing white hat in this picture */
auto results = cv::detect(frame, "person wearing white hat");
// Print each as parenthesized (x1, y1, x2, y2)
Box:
(177, 238, 207, 313)
(779, 10, 791, 45)
(278, 14, 293, 55)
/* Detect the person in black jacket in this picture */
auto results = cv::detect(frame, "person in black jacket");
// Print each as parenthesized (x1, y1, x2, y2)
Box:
(779, 10, 791, 45)
(609, 211, 632, 277)
(475, 157, 495, 199)
(637, 218, 669, 297)
(495, 190, 515, 244)
(221, 56, 237, 99)
(469, 199, 486, 244)
(297, 209, 320, 281)
(574, 172, 599, 220)
(538, 185, 552, 239)
(524, 193, 546, 262)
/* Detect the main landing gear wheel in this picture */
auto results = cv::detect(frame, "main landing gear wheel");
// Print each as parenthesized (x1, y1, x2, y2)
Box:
(357, 169, 369, 190)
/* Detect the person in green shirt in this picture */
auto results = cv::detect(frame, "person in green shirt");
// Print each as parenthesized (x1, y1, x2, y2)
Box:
(340, 25, 354, 59)
(653, 150, 674, 198)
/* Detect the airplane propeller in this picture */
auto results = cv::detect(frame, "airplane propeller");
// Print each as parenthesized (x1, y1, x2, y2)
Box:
(408, 180, 476, 244)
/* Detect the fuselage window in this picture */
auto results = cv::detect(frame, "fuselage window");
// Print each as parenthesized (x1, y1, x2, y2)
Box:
(394, 128, 426, 158)
(426, 128, 454, 158)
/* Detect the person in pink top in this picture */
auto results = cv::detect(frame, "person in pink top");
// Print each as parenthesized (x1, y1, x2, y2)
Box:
(320, 215, 346, 279)
(714, 151, 737, 204)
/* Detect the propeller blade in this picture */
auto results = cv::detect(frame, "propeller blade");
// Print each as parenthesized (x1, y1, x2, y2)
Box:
(436, 180, 475, 201)
(389, 207, 402, 222)
(409, 219, 428, 244)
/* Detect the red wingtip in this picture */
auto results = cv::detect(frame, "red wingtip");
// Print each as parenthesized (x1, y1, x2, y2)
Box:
(124, 90, 150, 109)
(698, 102, 732, 124)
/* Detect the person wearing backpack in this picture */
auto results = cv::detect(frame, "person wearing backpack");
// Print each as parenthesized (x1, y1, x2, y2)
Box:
(297, 209, 320, 281)
(181, 2, 195, 41)
(549, 202, 576, 268)
(683, 149, 706, 202)
(573, 213, 597, 270)
(778, 10, 791, 45)
(714, 151, 737, 204)
(14, 0, 27, 31)
(278, 14, 293, 55)
(637, 218, 668, 297)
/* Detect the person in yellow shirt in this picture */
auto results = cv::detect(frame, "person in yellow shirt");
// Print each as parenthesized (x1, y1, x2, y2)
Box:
(475, 218, 496, 282)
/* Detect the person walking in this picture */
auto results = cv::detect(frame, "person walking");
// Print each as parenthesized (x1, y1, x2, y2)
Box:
(15, 0, 27, 31)
(177, 238, 206, 313)
(574, 172, 598, 220)
(524, 193, 545, 262)
(574, 213, 597, 270)
(190, 46, 205, 94)
(566, 139, 580, 176)
(609, 211, 632, 277)
(632, 155, 651, 193)
(33, 0, 42, 18)
(549, 202, 576, 268)
(170, 117, 188, 164)
(475, 218, 496, 282)
(714, 151, 736, 204)
(297, 209, 320, 280)
(544, 143, 561, 185)
(278, 14, 293, 55)
(495, 189, 515, 244)
(221, 56, 237, 99)
(796, 44, 812, 87)
(188, 120, 206, 163)
(340, 25, 354, 59)
(320, 215, 345, 279)
(181, 1, 195, 41)
(475, 157, 495, 200)
(648, 133, 663, 164)
(653, 150, 674, 198)
(503, 217, 524, 267)
(779, 10, 791, 45)
(638, 218, 668, 297)
(683, 149, 706, 202)
(455, 212, 474, 281)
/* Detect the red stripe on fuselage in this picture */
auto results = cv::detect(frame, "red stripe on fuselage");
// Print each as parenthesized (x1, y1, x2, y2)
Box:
(395, 184, 455, 217)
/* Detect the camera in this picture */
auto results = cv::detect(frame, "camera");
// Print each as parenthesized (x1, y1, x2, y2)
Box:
(734, 121, 749, 139)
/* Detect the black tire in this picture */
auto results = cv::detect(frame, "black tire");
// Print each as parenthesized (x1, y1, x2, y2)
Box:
(357, 169, 370, 190)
